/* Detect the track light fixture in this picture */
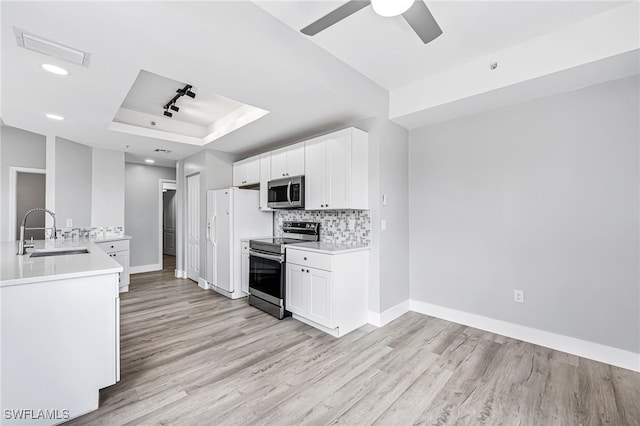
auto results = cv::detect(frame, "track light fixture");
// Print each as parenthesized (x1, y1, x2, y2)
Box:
(162, 84, 195, 118)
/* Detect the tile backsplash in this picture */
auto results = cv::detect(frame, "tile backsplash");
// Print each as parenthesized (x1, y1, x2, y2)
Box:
(274, 210, 371, 245)
(45, 226, 124, 240)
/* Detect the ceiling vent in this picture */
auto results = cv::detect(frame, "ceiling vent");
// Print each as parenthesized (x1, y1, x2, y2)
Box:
(14, 28, 90, 67)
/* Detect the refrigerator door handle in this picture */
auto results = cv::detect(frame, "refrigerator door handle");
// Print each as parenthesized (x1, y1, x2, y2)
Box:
(212, 213, 217, 246)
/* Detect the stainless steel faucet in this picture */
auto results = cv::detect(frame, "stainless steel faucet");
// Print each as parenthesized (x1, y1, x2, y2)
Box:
(17, 208, 56, 256)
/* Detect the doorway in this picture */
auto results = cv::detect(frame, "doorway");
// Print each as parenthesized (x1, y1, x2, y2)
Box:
(162, 183, 177, 256)
(10, 167, 46, 241)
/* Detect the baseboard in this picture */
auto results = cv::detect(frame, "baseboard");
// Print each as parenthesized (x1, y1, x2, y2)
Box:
(174, 269, 187, 279)
(130, 263, 161, 274)
(197, 278, 208, 290)
(410, 300, 640, 373)
(368, 300, 411, 327)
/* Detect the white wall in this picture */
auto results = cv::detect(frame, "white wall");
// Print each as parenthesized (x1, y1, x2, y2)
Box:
(0, 125, 46, 241)
(55, 137, 92, 228)
(91, 149, 125, 227)
(125, 163, 176, 269)
(408, 76, 639, 353)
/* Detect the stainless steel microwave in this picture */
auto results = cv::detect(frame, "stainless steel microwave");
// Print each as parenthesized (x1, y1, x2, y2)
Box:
(267, 176, 304, 209)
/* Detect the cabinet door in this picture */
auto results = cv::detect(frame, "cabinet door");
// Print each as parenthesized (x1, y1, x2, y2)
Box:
(259, 153, 272, 211)
(232, 161, 245, 187)
(271, 148, 288, 179)
(111, 251, 129, 287)
(245, 155, 260, 185)
(285, 263, 306, 316)
(287, 143, 305, 177)
(325, 134, 351, 209)
(307, 267, 333, 328)
(304, 139, 325, 210)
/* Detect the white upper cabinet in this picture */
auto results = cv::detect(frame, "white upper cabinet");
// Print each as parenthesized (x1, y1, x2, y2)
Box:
(259, 153, 272, 211)
(232, 155, 260, 187)
(304, 128, 368, 210)
(270, 142, 305, 179)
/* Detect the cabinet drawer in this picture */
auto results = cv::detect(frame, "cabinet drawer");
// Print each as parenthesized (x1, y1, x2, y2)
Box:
(286, 249, 332, 271)
(95, 239, 129, 253)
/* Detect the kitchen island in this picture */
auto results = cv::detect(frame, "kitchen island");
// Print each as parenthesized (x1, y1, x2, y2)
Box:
(1, 240, 121, 425)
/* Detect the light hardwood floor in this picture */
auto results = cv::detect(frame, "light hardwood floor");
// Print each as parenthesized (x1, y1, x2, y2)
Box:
(68, 264, 640, 426)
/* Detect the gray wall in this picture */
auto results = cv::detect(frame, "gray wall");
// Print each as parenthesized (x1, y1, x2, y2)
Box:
(91, 148, 125, 227)
(353, 117, 410, 314)
(408, 76, 639, 352)
(0, 125, 46, 241)
(125, 163, 176, 267)
(55, 137, 92, 228)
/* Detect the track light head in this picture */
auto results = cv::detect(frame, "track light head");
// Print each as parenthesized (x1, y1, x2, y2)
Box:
(170, 104, 179, 112)
(186, 90, 196, 99)
(163, 110, 172, 118)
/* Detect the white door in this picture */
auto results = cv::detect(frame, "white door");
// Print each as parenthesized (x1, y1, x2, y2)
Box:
(285, 263, 306, 316)
(216, 189, 232, 292)
(307, 267, 333, 328)
(325, 135, 350, 209)
(186, 173, 200, 282)
(304, 139, 325, 210)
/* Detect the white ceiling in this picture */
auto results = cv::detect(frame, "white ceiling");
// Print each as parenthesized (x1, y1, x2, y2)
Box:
(255, 1, 626, 90)
(0, 1, 632, 166)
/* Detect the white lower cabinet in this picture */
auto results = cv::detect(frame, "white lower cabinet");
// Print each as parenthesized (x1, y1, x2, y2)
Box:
(285, 247, 368, 337)
(95, 239, 130, 292)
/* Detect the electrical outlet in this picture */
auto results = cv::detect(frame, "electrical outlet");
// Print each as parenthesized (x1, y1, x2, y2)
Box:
(66, 218, 73, 227)
(348, 219, 356, 231)
(513, 289, 525, 304)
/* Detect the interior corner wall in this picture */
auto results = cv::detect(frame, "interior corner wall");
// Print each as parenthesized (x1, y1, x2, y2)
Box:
(91, 148, 125, 227)
(0, 125, 46, 242)
(355, 117, 410, 315)
(125, 163, 176, 268)
(408, 75, 640, 353)
(55, 137, 92, 228)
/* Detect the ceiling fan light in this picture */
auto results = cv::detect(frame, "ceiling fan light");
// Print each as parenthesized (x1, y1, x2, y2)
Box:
(371, 0, 414, 17)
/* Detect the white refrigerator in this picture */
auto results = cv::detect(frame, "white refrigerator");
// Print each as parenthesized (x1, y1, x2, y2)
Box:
(206, 187, 272, 299)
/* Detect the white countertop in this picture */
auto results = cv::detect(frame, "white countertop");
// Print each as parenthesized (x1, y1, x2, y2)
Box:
(0, 240, 123, 288)
(287, 242, 370, 254)
(93, 234, 132, 243)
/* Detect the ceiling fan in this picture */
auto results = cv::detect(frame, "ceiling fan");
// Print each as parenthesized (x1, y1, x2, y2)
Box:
(301, 0, 442, 44)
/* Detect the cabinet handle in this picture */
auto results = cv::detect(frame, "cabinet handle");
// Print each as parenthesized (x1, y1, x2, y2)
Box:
(321, 205, 324, 208)
(304, 257, 307, 260)
(306, 269, 310, 273)
(301, 268, 304, 271)
(282, 173, 285, 176)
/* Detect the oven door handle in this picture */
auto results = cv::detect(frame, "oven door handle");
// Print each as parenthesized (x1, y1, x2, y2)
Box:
(249, 250, 284, 263)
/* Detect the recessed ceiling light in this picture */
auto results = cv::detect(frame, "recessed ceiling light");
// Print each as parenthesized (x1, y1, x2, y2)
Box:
(145, 159, 155, 164)
(45, 113, 64, 121)
(41, 63, 69, 75)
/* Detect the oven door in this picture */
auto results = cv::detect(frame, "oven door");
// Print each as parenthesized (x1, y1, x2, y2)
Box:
(249, 250, 285, 306)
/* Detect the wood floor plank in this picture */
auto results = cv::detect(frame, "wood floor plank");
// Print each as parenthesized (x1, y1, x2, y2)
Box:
(65, 261, 640, 426)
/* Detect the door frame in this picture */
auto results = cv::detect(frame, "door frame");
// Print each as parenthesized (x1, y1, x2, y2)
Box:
(9, 167, 46, 240)
(185, 172, 201, 283)
(158, 179, 177, 270)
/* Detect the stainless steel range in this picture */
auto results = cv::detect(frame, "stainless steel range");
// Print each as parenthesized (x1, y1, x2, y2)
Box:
(248, 221, 320, 319)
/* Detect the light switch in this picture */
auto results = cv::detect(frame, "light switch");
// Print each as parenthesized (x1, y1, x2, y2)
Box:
(381, 219, 387, 232)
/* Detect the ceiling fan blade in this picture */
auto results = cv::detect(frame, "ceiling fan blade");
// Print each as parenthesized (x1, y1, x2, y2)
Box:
(301, 0, 371, 36)
(402, 1, 442, 44)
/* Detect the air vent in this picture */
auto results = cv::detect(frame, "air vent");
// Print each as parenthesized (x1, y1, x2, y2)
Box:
(154, 148, 172, 153)
(14, 28, 90, 67)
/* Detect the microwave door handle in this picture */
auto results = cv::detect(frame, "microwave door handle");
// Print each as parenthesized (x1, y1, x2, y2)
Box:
(287, 181, 292, 205)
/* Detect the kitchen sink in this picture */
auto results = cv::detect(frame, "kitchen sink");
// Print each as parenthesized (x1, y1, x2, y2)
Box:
(30, 248, 90, 258)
